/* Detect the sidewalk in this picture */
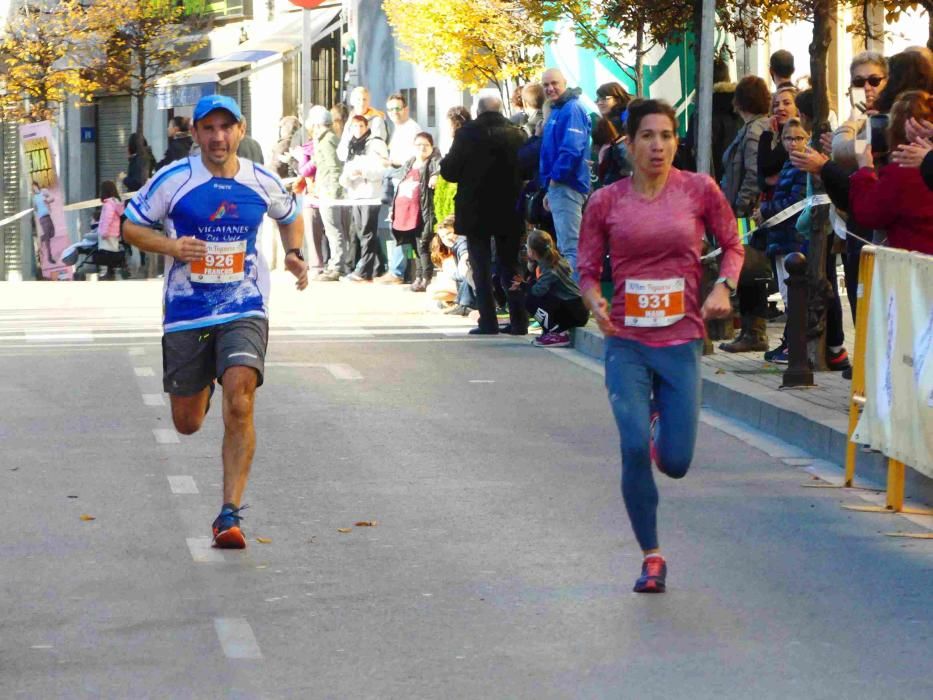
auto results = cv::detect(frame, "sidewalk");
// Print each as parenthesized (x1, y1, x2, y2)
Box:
(573, 308, 933, 506)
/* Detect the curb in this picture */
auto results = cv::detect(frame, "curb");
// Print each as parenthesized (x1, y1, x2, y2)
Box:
(572, 325, 933, 506)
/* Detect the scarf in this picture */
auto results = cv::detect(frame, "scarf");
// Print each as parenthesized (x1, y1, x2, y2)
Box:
(348, 130, 371, 158)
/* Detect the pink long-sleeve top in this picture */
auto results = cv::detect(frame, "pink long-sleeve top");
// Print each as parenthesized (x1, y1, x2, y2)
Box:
(849, 164, 933, 255)
(578, 168, 744, 345)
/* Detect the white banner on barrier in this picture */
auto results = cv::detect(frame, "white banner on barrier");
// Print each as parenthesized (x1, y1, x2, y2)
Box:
(853, 247, 933, 476)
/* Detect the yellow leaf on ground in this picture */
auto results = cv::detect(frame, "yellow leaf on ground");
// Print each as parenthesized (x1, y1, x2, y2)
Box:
(337, 528, 352, 533)
(256, 537, 272, 544)
(79, 514, 96, 521)
(354, 521, 377, 527)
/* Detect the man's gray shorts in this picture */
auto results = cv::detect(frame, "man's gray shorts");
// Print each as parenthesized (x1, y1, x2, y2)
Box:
(162, 317, 268, 396)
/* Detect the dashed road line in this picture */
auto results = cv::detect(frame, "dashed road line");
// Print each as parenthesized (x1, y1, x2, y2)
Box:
(186, 537, 225, 563)
(168, 475, 199, 494)
(135, 367, 155, 377)
(153, 428, 180, 444)
(214, 618, 263, 659)
(142, 393, 165, 406)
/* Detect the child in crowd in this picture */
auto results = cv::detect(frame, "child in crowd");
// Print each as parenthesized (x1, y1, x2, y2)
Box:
(512, 229, 588, 347)
(427, 215, 474, 316)
(755, 117, 809, 363)
(97, 180, 124, 279)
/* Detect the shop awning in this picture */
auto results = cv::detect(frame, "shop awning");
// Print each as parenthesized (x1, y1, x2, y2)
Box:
(157, 5, 340, 109)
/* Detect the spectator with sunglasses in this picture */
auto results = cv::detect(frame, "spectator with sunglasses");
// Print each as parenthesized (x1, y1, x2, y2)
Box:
(830, 52, 888, 171)
(794, 54, 893, 330)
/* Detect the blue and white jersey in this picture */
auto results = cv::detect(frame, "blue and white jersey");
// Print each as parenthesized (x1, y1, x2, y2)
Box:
(126, 156, 299, 333)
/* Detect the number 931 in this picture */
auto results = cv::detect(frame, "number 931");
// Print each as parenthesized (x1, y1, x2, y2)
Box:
(638, 294, 670, 310)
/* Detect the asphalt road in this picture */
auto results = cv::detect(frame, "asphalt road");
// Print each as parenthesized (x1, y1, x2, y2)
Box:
(1, 277, 931, 699)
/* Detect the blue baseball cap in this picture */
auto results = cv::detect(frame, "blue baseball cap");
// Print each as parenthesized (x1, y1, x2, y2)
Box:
(193, 94, 243, 123)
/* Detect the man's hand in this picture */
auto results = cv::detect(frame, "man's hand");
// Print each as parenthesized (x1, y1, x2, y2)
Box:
(173, 236, 207, 262)
(789, 147, 829, 174)
(285, 251, 309, 291)
(701, 283, 732, 321)
(891, 137, 933, 168)
(855, 143, 874, 170)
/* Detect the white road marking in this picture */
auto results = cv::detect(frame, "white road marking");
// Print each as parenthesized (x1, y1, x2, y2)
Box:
(30, 645, 53, 650)
(153, 428, 180, 444)
(168, 475, 198, 494)
(128, 346, 146, 356)
(186, 537, 225, 563)
(25, 331, 93, 342)
(214, 618, 263, 659)
(134, 367, 155, 377)
(469, 380, 495, 384)
(142, 394, 165, 406)
(265, 362, 363, 380)
(272, 328, 374, 337)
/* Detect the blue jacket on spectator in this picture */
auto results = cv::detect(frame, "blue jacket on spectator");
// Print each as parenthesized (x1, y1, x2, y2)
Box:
(539, 88, 591, 195)
(759, 160, 807, 257)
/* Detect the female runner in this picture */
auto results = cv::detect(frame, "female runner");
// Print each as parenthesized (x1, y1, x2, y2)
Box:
(578, 100, 744, 592)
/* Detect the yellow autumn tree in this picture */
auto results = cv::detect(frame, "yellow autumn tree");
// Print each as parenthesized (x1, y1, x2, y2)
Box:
(85, 0, 209, 144)
(383, 0, 543, 96)
(0, 0, 100, 123)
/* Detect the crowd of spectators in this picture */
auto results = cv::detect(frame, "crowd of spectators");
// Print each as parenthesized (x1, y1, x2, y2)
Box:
(117, 46, 933, 356)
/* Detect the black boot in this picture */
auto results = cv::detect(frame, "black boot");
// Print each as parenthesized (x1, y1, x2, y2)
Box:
(500, 290, 528, 335)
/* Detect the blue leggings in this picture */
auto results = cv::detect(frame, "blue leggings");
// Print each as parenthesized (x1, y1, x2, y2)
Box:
(604, 337, 702, 552)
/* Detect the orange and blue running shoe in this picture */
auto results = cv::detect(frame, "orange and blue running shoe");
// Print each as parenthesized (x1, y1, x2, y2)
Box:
(633, 555, 667, 593)
(212, 503, 248, 549)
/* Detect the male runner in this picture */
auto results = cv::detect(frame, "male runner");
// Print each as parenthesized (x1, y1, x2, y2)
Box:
(123, 95, 308, 548)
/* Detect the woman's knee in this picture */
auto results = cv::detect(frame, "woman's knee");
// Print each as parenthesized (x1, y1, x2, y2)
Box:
(663, 459, 691, 479)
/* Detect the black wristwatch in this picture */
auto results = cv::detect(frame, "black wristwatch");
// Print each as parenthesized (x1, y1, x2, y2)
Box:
(716, 276, 736, 294)
(286, 248, 304, 261)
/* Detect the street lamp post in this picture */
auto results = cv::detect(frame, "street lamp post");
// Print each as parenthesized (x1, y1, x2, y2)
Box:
(695, 0, 715, 176)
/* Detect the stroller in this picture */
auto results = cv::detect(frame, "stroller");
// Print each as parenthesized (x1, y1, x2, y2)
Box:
(61, 225, 130, 280)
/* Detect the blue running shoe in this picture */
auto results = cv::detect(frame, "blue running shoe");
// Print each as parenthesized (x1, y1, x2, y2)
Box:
(212, 503, 248, 549)
(633, 555, 667, 593)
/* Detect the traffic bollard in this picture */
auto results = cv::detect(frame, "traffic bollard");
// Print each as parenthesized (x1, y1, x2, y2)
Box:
(781, 252, 814, 388)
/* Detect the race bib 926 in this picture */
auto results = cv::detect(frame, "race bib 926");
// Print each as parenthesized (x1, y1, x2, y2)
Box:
(190, 240, 246, 284)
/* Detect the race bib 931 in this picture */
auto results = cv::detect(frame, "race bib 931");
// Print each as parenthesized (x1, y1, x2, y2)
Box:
(624, 278, 686, 327)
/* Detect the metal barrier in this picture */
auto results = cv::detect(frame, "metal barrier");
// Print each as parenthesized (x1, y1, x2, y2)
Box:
(843, 246, 933, 534)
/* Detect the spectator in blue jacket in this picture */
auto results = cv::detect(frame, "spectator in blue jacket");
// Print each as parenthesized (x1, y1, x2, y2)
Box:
(754, 117, 808, 364)
(540, 68, 591, 277)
